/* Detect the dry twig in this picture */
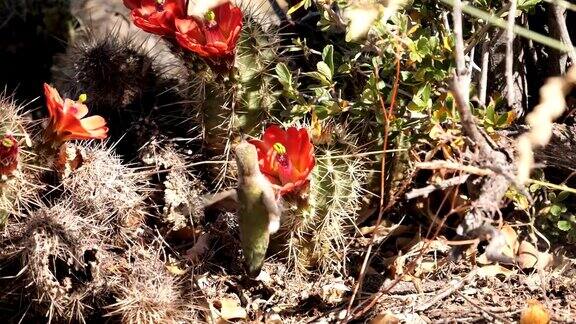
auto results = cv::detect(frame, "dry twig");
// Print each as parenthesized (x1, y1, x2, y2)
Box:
(416, 269, 478, 312)
(478, 39, 490, 105)
(450, 0, 516, 264)
(464, 4, 511, 54)
(405, 175, 470, 200)
(456, 291, 513, 323)
(550, 3, 576, 62)
(505, 0, 517, 108)
(346, 49, 403, 321)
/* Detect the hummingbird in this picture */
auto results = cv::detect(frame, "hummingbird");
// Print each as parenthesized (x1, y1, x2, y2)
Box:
(234, 141, 281, 277)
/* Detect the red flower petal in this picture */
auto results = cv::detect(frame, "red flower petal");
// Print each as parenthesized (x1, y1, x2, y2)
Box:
(125, 0, 184, 36)
(80, 115, 107, 132)
(123, 0, 141, 10)
(133, 12, 172, 36)
(262, 125, 287, 146)
(43, 84, 109, 144)
(172, 2, 243, 62)
(250, 125, 315, 196)
(43, 83, 64, 119)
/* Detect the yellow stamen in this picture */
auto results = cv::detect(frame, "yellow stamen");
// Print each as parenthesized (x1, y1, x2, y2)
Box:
(78, 93, 88, 103)
(204, 10, 215, 21)
(273, 142, 286, 154)
(2, 138, 13, 148)
(156, 0, 165, 5)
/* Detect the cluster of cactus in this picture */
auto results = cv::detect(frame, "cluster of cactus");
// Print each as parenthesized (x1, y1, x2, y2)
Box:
(0, 0, 380, 321)
(0, 139, 196, 322)
(53, 0, 368, 277)
(140, 141, 206, 233)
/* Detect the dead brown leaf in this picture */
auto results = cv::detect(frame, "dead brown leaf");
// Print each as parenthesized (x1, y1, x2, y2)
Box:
(321, 281, 350, 304)
(370, 313, 400, 324)
(477, 225, 552, 270)
(477, 264, 516, 278)
(165, 263, 187, 276)
(501, 225, 519, 258)
(186, 232, 211, 263)
(517, 241, 552, 270)
(212, 296, 247, 322)
(387, 239, 448, 279)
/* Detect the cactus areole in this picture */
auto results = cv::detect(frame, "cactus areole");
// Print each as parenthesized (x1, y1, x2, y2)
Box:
(249, 125, 316, 195)
(0, 135, 18, 176)
(43, 84, 108, 146)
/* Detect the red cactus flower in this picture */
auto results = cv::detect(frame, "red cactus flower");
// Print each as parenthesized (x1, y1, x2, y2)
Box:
(175, 2, 242, 63)
(43, 84, 108, 145)
(249, 125, 315, 195)
(0, 134, 19, 176)
(123, 0, 185, 36)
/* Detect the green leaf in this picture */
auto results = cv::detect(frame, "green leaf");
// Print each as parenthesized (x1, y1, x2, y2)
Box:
(428, 36, 439, 51)
(550, 204, 563, 217)
(557, 191, 571, 202)
(421, 83, 431, 103)
(287, 0, 311, 16)
(557, 220, 572, 231)
(496, 111, 509, 127)
(305, 71, 330, 86)
(275, 63, 293, 90)
(416, 37, 430, 56)
(317, 61, 333, 81)
(517, 0, 541, 10)
(322, 45, 334, 75)
(338, 62, 352, 74)
(407, 102, 425, 112)
(409, 51, 424, 63)
(400, 71, 411, 81)
(485, 104, 495, 123)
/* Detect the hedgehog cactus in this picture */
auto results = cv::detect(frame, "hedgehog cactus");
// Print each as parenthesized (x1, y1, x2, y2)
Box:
(104, 241, 194, 323)
(248, 124, 367, 275)
(0, 96, 30, 175)
(200, 8, 284, 156)
(54, 33, 159, 111)
(0, 202, 110, 322)
(59, 143, 149, 236)
(0, 135, 19, 176)
(52, 28, 193, 148)
(0, 95, 37, 227)
(282, 144, 367, 274)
